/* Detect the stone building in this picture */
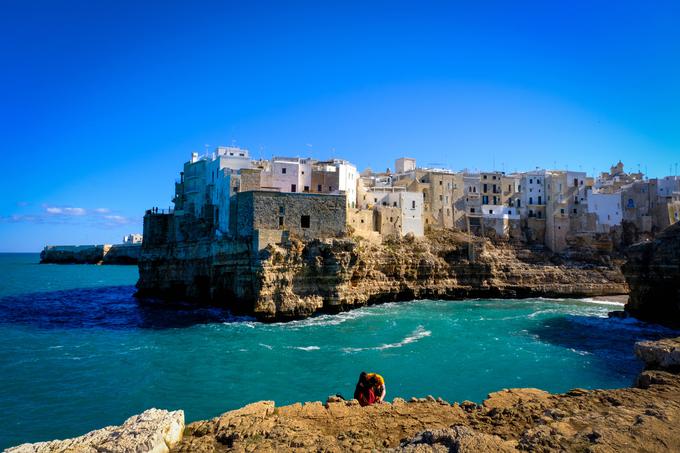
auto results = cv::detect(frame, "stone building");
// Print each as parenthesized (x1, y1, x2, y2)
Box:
(233, 191, 347, 243)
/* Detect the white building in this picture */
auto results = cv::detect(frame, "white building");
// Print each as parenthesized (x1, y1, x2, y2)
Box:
(395, 157, 416, 174)
(658, 176, 680, 198)
(371, 188, 424, 237)
(265, 157, 313, 193)
(587, 190, 622, 232)
(123, 233, 143, 244)
(519, 170, 547, 217)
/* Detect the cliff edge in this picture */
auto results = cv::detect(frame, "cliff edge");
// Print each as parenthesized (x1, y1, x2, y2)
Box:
(137, 230, 627, 321)
(623, 222, 680, 328)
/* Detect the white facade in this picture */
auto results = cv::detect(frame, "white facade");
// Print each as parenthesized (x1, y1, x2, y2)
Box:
(378, 190, 424, 236)
(658, 176, 680, 198)
(395, 157, 416, 174)
(520, 171, 547, 209)
(268, 157, 313, 193)
(123, 233, 143, 244)
(587, 190, 622, 232)
(481, 205, 520, 219)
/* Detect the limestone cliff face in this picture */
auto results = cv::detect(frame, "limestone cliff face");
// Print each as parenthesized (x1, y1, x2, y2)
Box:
(137, 230, 627, 321)
(623, 222, 680, 328)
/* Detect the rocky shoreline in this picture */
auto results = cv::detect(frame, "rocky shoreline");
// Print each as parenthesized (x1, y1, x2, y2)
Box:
(137, 230, 628, 321)
(9, 336, 680, 452)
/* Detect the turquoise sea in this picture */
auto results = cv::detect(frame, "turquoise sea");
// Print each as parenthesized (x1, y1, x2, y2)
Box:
(0, 253, 677, 449)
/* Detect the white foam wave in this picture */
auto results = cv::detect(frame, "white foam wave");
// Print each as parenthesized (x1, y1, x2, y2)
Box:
(343, 326, 431, 353)
(259, 343, 273, 350)
(576, 297, 626, 307)
(276, 308, 377, 329)
(293, 346, 320, 351)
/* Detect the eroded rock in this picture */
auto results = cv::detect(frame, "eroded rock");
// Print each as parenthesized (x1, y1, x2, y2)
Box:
(7, 408, 184, 453)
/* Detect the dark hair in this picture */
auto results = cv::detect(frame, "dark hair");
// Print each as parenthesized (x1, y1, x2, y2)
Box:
(358, 371, 368, 385)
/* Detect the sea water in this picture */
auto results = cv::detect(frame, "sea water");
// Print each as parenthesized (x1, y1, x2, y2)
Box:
(0, 253, 677, 449)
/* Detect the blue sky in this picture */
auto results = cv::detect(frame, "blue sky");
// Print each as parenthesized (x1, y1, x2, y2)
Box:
(1, 1, 679, 251)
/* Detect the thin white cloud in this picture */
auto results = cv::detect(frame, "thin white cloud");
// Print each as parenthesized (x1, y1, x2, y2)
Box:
(1, 205, 135, 228)
(44, 206, 87, 216)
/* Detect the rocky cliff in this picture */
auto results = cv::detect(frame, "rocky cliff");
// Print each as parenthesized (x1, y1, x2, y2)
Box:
(137, 230, 627, 321)
(623, 222, 680, 328)
(40, 244, 140, 265)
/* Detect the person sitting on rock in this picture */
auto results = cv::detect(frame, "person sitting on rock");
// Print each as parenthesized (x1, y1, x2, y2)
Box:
(367, 372, 386, 402)
(354, 371, 386, 406)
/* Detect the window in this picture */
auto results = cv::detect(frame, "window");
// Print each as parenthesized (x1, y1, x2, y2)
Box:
(529, 178, 533, 184)
(537, 179, 541, 184)
(529, 197, 533, 204)
(412, 200, 416, 209)
(304, 186, 309, 192)
(573, 208, 577, 214)
(471, 208, 476, 213)
(329, 186, 333, 191)
(301, 171, 305, 175)
(538, 196, 542, 204)
(489, 209, 493, 214)
(537, 211, 542, 219)
(439, 181, 442, 185)
(560, 208, 565, 214)
(393, 202, 397, 207)
(300, 215, 310, 228)
(483, 184, 488, 192)
(279, 206, 285, 215)
(483, 175, 487, 179)
(317, 184, 322, 192)
(282, 168, 287, 174)
(439, 195, 443, 201)
(291, 184, 296, 192)
(278, 216, 284, 227)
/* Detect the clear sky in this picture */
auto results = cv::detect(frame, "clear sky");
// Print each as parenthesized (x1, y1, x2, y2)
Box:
(1, 1, 679, 251)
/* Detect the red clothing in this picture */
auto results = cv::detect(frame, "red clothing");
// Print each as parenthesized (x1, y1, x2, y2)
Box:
(355, 384, 376, 407)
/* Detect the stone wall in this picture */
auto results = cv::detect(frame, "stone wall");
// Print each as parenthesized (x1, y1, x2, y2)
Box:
(235, 191, 347, 241)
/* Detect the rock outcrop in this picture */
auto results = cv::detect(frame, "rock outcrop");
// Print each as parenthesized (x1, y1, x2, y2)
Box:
(7, 408, 184, 453)
(40, 244, 140, 265)
(137, 230, 627, 321)
(623, 222, 680, 328)
(170, 337, 680, 452)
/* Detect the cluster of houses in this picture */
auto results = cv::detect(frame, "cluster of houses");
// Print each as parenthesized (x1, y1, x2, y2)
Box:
(165, 146, 680, 252)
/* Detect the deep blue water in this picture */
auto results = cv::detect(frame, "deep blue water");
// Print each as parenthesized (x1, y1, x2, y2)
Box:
(0, 253, 677, 449)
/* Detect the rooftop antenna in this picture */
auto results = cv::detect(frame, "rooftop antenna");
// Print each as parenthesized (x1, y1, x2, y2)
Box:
(204, 144, 210, 156)
(675, 162, 678, 176)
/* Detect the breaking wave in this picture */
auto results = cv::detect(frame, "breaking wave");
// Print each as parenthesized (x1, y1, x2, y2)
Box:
(343, 325, 432, 353)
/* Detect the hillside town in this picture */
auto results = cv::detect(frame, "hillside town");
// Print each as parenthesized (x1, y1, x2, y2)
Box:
(163, 146, 680, 253)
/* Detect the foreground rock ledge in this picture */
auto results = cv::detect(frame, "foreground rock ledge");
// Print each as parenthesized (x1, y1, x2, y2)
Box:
(174, 337, 680, 452)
